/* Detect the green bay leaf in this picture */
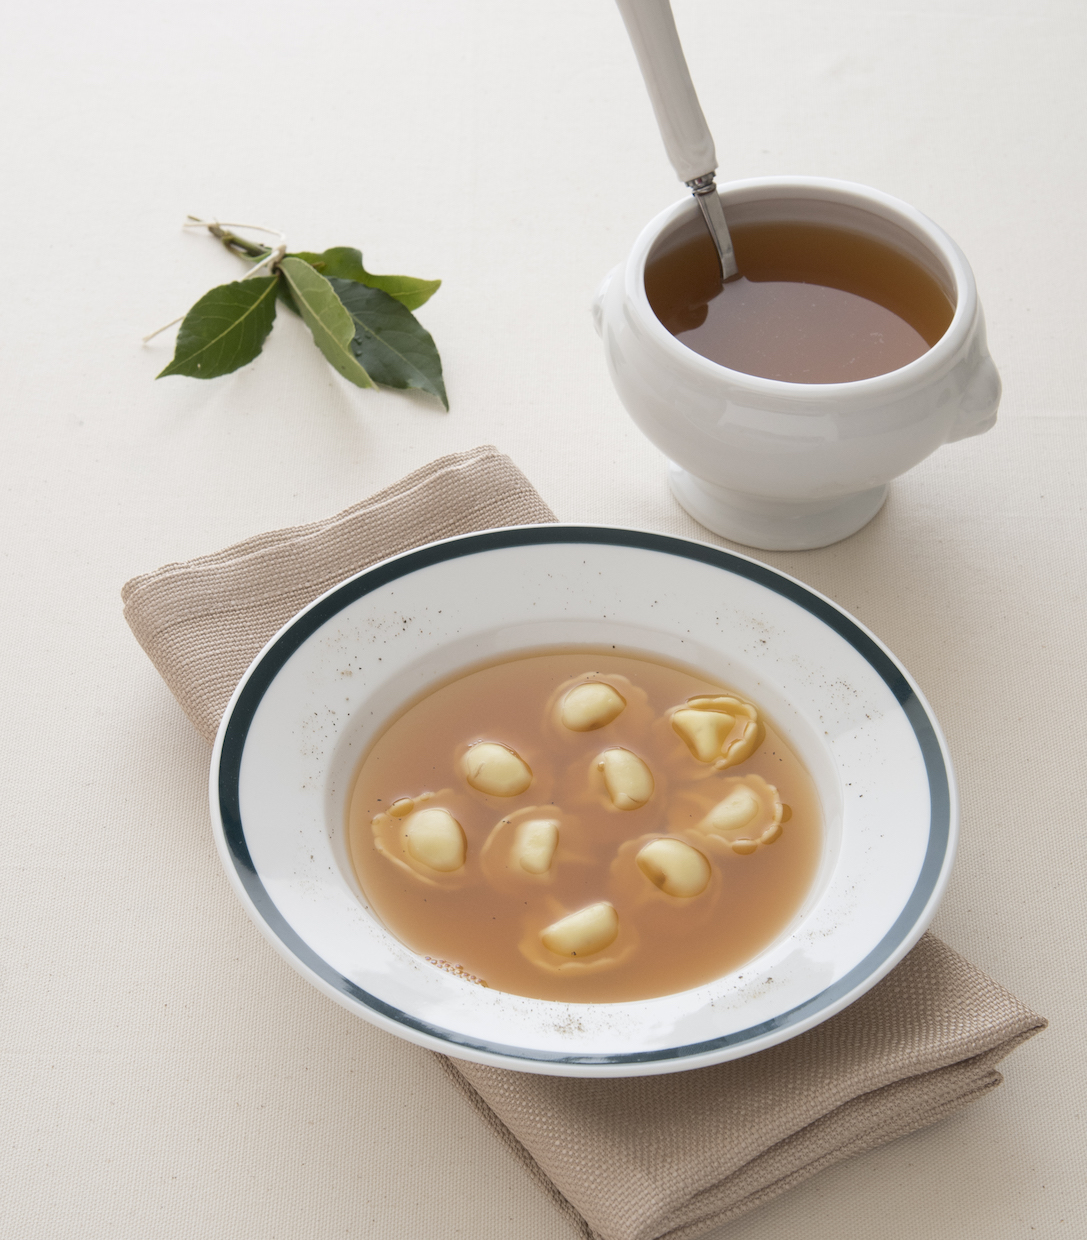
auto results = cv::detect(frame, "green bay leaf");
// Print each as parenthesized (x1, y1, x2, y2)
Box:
(292, 247, 441, 311)
(157, 276, 279, 380)
(329, 277, 448, 409)
(279, 257, 373, 389)
(276, 278, 300, 315)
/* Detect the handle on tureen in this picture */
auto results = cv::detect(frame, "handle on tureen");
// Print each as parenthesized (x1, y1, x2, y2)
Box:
(947, 352, 1002, 442)
(592, 265, 620, 338)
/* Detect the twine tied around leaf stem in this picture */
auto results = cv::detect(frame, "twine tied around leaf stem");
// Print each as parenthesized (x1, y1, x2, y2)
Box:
(141, 218, 287, 343)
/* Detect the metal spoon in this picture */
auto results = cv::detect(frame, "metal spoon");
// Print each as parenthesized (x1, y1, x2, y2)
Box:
(614, 0, 738, 280)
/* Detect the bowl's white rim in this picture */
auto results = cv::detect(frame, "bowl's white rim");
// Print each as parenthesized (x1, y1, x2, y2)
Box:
(209, 524, 958, 1078)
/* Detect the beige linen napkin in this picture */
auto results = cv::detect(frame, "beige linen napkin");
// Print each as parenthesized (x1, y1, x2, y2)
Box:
(122, 445, 556, 744)
(123, 445, 1045, 1240)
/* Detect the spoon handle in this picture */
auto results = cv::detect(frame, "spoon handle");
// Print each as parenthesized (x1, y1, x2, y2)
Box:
(614, 0, 737, 278)
(613, 0, 715, 182)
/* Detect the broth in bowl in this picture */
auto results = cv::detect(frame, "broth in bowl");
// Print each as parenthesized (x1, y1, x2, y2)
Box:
(348, 649, 822, 1003)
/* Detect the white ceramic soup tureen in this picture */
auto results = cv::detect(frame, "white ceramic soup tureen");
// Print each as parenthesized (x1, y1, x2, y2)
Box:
(593, 176, 1001, 551)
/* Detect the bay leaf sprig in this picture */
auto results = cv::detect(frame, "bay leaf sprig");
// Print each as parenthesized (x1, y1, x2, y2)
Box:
(152, 219, 448, 408)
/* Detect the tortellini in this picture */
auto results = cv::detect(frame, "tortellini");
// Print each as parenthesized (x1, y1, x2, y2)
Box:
(404, 807, 467, 872)
(541, 902, 619, 958)
(462, 742, 533, 797)
(560, 681, 626, 731)
(635, 838, 710, 897)
(513, 818, 560, 874)
(694, 775, 783, 853)
(370, 793, 471, 886)
(596, 747, 654, 810)
(671, 695, 762, 769)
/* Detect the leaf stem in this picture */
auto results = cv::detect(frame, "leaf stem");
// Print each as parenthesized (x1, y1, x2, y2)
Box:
(183, 216, 288, 265)
(207, 223, 271, 260)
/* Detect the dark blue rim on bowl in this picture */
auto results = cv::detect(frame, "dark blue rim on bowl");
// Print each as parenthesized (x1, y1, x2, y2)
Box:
(216, 525, 952, 1067)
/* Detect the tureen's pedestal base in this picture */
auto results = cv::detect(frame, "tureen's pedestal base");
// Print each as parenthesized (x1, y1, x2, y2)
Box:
(668, 464, 888, 552)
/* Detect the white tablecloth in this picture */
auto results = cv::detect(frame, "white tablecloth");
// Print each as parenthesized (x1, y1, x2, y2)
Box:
(2, 1, 1083, 1235)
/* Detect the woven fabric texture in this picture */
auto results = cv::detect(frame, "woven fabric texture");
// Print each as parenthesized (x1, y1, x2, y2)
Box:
(121, 446, 1045, 1240)
(121, 445, 556, 742)
(439, 934, 1043, 1240)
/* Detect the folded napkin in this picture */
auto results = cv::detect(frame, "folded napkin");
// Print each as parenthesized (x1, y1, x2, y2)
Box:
(122, 445, 556, 744)
(123, 445, 1045, 1240)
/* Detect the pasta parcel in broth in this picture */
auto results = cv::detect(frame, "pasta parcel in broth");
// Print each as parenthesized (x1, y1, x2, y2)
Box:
(348, 650, 822, 1003)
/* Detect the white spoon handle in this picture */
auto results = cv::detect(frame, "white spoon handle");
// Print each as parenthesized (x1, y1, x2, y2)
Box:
(613, 0, 716, 183)
(615, 0, 738, 279)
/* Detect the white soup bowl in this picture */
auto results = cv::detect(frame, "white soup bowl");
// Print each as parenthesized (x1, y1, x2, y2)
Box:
(211, 527, 957, 1077)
